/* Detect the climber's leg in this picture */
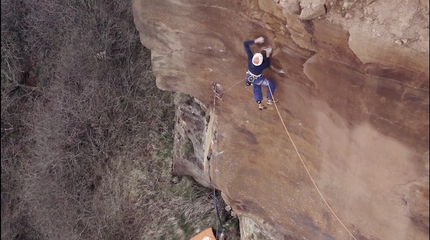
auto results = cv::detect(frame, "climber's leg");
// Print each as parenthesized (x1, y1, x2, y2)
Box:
(253, 84, 265, 110)
(253, 84, 263, 103)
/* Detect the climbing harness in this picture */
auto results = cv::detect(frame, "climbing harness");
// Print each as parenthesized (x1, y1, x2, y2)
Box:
(246, 70, 262, 78)
(245, 70, 262, 86)
(266, 86, 358, 240)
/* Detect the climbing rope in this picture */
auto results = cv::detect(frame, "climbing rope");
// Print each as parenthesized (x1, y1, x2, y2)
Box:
(219, 78, 246, 100)
(211, 78, 356, 239)
(207, 78, 245, 239)
(210, 77, 357, 239)
(209, 82, 228, 240)
(207, 154, 223, 238)
(267, 86, 357, 240)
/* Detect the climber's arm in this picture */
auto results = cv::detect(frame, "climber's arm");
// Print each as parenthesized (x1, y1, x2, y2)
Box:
(243, 40, 255, 61)
(244, 37, 264, 61)
(261, 57, 270, 69)
(261, 46, 272, 69)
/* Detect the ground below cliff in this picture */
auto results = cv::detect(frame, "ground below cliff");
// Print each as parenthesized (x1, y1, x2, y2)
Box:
(1, 1, 227, 240)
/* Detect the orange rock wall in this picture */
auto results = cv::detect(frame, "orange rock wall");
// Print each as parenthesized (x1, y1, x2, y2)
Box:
(132, 0, 429, 239)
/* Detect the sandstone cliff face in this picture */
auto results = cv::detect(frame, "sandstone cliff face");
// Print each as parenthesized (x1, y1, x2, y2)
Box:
(132, 0, 429, 239)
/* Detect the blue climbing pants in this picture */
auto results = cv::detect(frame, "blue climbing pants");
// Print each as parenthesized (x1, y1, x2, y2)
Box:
(247, 74, 276, 103)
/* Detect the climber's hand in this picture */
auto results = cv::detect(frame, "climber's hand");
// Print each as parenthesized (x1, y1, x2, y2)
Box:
(254, 36, 264, 44)
(266, 47, 272, 57)
(265, 47, 272, 58)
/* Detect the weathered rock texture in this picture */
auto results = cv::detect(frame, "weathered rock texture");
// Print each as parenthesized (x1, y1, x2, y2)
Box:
(132, 0, 429, 239)
(172, 93, 212, 188)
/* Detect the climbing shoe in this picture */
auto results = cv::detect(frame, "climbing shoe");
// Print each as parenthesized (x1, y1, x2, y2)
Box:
(258, 103, 266, 110)
(267, 98, 278, 105)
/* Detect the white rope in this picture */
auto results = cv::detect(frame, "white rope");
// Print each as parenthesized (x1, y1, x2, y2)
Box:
(267, 86, 357, 240)
(212, 78, 357, 239)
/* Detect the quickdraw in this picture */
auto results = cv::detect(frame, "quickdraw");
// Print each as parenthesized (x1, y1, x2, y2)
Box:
(212, 82, 223, 100)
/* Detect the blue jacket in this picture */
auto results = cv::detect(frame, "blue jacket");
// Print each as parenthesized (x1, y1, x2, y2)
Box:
(244, 40, 270, 75)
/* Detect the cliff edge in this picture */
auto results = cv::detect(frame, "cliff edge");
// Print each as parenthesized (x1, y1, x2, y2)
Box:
(132, 0, 429, 239)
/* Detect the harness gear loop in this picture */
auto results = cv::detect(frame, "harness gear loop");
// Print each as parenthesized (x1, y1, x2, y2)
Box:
(246, 75, 256, 83)
(246, 70, 262, 86)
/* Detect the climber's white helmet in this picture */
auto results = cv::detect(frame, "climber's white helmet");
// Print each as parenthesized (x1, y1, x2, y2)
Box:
(252, 53, 263, 66)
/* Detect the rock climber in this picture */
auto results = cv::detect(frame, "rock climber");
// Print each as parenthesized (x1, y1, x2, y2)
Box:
(244, 36, 278, 110)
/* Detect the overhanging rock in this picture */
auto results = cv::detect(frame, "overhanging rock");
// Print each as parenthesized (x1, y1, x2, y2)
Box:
(133, 0, 429, 239)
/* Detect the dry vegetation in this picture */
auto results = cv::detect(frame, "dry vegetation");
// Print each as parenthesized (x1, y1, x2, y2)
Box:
(1, 0, 238, 239)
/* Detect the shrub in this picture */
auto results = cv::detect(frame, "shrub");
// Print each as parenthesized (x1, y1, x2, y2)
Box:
(1, 0, 233, 239)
